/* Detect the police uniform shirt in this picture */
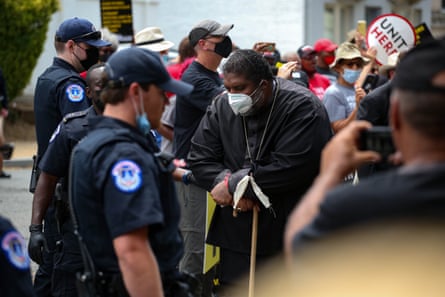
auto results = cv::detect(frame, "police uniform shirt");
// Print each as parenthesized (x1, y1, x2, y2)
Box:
(39, 106, 97, 178)
(0, 216, 36, 297)
(71, 116, 183, 274)
(34, 57, 91, 157)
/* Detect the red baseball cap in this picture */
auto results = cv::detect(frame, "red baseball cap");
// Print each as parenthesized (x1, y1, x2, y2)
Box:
(314, 38, 338, 53)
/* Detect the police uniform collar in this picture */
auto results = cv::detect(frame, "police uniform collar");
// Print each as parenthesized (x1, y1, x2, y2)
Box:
(88, 116, 153, 152)
(54, 57, 80, 73)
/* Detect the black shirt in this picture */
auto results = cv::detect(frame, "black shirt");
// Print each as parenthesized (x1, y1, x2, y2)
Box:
(34, 57, 90, 158)
(39, 106, 97, 178)
(357, 80, 392, 126)
(293, 163, 445, 248)
(70, 116, 183, 274)
(173, 61, 224, 159)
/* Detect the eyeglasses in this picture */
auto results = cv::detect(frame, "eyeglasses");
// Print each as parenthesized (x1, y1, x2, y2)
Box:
(204, 35, 224, 43)
(56, 30, 101, 43)
(72, 31, 102, 41)
(76, 43, 90, 52)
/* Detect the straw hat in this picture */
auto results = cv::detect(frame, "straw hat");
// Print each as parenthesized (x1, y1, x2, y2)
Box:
(134, 27, 174, 52)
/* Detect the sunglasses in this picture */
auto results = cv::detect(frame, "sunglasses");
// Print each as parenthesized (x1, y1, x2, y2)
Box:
(56, 30, 102, 42)
(72, 30, 102, 41)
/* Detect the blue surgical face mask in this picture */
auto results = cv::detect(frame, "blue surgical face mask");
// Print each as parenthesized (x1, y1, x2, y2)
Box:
(342, 68, 361, 84)
(133, 87, 151, 135)
(136, 113, 151, 135)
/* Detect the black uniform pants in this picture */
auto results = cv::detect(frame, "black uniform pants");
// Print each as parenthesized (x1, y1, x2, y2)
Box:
(34, 205, 61, 297)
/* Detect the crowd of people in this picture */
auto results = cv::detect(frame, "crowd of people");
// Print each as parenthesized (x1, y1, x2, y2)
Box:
(0, 14, 444, 297)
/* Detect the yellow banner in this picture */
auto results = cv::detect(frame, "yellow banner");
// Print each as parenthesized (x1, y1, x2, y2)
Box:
(203, 192, 220, 274)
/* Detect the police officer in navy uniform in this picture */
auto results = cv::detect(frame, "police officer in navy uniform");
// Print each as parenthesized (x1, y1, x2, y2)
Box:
(70, 47, 194, 297)
(29, 64, 105, 297)
(31, 17, 110, 296)
(0, 215, 36, 297)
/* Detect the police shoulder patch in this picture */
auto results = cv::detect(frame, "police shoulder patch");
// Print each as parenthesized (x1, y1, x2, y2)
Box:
(65, 84, 85, 102)
(111, 160, 142, 193)
(1, 230, 30, 270)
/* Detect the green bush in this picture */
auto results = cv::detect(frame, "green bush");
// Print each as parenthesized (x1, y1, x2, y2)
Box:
(0, 0, 58, 101)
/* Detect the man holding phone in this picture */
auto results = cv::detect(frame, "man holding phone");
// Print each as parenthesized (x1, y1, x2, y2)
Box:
(285, 36, 445, 256)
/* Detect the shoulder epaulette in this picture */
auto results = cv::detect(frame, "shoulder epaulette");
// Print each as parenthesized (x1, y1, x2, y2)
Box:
(63, 109, 89, 123)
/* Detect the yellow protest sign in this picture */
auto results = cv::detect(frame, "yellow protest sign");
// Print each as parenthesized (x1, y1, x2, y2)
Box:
(203, 192, 220, 274)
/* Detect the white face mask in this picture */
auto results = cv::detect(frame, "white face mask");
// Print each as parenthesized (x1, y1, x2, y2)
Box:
(227, 82, 263, 116)
(227, 93, 252, 115)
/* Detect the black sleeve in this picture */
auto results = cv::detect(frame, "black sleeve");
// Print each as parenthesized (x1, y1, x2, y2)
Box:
(357, 82, 391, 126)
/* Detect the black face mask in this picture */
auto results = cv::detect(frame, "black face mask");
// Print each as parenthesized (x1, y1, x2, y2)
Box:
(80, 47, 99, 71)
(214, 36, 233, 58)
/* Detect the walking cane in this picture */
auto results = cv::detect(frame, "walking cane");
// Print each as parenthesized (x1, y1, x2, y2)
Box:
(248, 207, 259, 297)
(233, 175, 272, 297)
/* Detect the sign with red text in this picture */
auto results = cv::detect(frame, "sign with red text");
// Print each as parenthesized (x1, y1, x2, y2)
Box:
(366, 14, 416, 65)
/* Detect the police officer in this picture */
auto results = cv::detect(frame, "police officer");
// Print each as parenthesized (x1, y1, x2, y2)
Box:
(0, 215, 36, 297)
(70, 47, 194, 297)
(32, 17, 110, 296)
(29, 64, 105, 297)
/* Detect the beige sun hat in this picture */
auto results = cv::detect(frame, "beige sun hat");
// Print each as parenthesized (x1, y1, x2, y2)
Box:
(379, 52, 400, 76)
(330, 42, 368, 68)
(134, 27, 174, 52)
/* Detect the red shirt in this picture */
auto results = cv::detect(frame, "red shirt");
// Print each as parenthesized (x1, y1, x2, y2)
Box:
(308, 73, 330, 100)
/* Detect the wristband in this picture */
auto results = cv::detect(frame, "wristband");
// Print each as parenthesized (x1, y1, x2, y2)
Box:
(182, 171, 191, 185)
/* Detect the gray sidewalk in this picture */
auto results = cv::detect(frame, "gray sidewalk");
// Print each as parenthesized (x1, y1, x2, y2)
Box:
(5, 157, 33, 168)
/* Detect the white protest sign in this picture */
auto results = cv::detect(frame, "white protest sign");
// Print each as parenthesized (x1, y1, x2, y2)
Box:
(366, 13, 416, 65)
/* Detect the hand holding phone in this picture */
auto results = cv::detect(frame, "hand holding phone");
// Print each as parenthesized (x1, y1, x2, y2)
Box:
(254, 42, 276, 53)
(359, 126, 395, 159)
(362, 74, 378, 94)
(357, 20, 367, 37)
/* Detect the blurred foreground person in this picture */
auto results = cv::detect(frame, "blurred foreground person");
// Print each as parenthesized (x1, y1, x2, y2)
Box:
(1, 215, 35, 297)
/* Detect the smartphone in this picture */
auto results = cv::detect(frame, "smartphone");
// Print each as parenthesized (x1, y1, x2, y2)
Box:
(359, 126, 395, 159)
(362, 73, 378, 94)
(261, 42, 276, 52)
(357, 20, 367, 37)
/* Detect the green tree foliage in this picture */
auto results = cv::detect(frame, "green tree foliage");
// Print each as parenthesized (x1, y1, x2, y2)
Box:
(0, 0, 58, 101)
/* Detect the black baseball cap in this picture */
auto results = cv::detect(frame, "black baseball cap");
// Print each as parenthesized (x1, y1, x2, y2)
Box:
(105, 47, 193, 96)
(55, 17, 111, 48)
(393, 37, 445, 92)
(189, 19, 234, 47)
(297, 45, 316, 59)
